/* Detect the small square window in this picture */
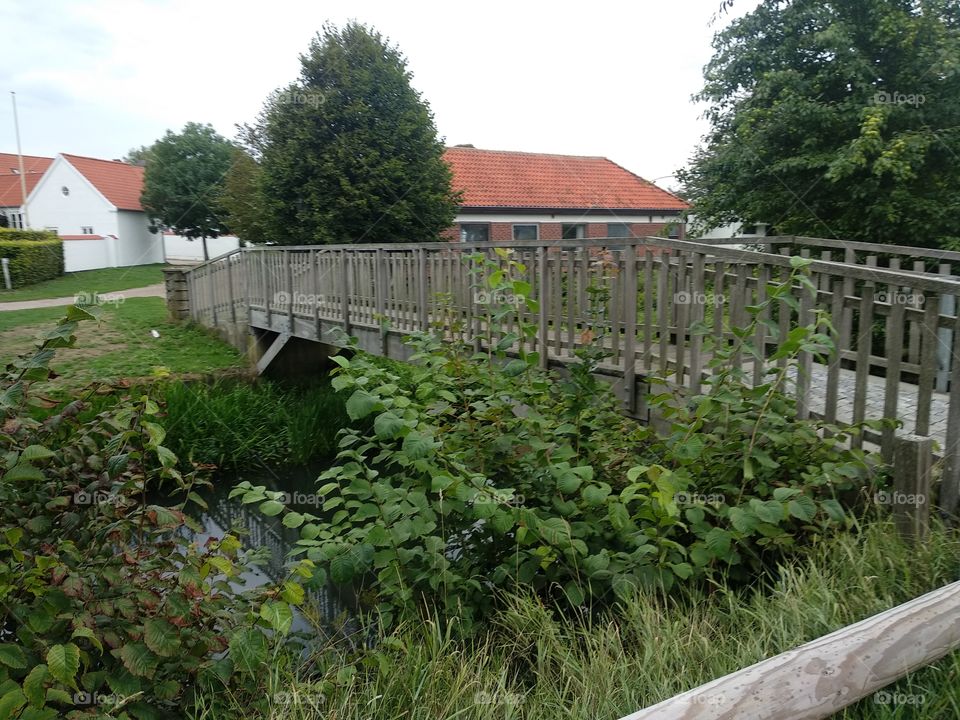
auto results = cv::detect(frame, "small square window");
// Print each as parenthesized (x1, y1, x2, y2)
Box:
(513, 224, 538, 241)
(607, 223, 633, 238)
(667, 225, 680, 239)
(81, 226, 94, 235)
(562, 224, 586, 240)
(460, 223, 489, 242)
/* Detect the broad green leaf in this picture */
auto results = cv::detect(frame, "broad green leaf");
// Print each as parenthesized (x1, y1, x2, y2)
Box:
(228, 629, 268, 674)
(345, 390, 380, 421)
(259, 500, 284, 516)
(260, 601, 293, 635)
(117, 643, 159, 678)
(22, 664, 48, 708)
(374, 412, 405, 440)
(47, 643, 80, 687)
(143, 619, 180, 657)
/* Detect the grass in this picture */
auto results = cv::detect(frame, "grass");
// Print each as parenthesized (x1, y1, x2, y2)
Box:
(0, 263, 165, 302)
(162, 378, 348, 469)
(194, 520, 960, 719)
(0, 297, 244, 390)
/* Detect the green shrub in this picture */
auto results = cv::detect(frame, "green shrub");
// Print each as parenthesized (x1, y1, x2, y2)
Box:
(236, 251, 881, 633)
(0, 306, 308, 717)
(0, 229, 64, 287)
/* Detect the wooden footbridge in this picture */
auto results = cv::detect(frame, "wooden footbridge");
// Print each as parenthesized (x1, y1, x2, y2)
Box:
(164, 234, 960, 718)
(166, 235, 960, 515)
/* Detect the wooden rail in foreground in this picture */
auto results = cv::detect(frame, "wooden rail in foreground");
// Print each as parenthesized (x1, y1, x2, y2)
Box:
(618, 579, 960, 719)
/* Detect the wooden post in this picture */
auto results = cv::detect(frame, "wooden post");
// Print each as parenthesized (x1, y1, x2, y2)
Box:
(376, 248, 387, 354)
(418, 247, 428, 332)
(340, 249, 351, 337)
(226, 254, 237, 325)
(285, 250, 294, 333)
(537, 245, 548, 369)
(619, 578, 960, 720)
(623, 244, 638, 412)
(261, 251, 271, 328)
(891, 434, 932, 541)
(207, 264, 217, 326)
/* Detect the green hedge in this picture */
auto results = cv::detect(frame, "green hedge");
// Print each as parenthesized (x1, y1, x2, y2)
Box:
(0, 229, 64, 288)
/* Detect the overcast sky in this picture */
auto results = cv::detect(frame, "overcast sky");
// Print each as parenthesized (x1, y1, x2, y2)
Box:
(1, 0, 761, 192)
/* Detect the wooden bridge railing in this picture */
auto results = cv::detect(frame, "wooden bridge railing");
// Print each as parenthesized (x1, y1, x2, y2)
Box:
(182, 237, 960, 516)
(618, 579, 960, 719)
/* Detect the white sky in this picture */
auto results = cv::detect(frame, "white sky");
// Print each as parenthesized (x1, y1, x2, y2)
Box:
(1, 0, 761, 192)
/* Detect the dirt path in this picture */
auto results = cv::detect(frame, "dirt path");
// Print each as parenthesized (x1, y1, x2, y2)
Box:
(0, 283, 166, 312)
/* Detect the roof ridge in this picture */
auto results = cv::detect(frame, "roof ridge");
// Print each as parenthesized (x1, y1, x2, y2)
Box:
(446, 146, 607, 161)
(61, 152, 140, 168)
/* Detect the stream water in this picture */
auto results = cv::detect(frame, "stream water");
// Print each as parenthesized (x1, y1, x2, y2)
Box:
(182, 463, 359, 639)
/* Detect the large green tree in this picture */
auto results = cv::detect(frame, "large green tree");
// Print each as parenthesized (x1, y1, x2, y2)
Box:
(679, 0, 960, 248)
(258, 22, 460, 245)
(141, 122, 234, 260)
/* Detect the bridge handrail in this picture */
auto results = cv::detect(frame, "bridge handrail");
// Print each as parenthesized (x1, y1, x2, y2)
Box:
(618, 579, 960, 719)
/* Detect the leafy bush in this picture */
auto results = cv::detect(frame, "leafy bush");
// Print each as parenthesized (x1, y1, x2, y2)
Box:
(237, 252, 880, 632)
(0, 229, 63, 288)
(0, 306, 306, 718)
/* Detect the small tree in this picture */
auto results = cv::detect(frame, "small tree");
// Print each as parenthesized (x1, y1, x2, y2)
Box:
(141, 123, 234, 260)
(218, 147, 268, 243)
(679, 0, 960, 248)
(258, 22, 460, 245)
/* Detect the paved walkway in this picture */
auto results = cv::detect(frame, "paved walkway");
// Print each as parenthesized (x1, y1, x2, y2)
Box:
(0, 283, 165, 312)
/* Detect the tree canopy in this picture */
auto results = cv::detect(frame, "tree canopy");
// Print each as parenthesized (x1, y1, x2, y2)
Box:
(141, 122, 234, 260)
(679, 0, 960, 248)
(257, 22, 460, 245)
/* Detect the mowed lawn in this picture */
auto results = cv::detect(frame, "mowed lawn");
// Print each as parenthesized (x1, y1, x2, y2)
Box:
(0, 297, 246, 390)
(0, 264, 166, 303)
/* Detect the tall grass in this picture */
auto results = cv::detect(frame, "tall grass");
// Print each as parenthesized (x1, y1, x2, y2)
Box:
(162, 378, 348, 469)
(193, 520, 960, 719)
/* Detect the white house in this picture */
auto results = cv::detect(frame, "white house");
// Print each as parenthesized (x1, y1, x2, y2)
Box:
(23, 154, 165, 272)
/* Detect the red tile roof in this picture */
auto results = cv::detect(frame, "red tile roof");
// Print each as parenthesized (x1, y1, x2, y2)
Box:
(443, 147, 688, 211)
(61, 154, 145, 211)
(0, 153, 53, 207)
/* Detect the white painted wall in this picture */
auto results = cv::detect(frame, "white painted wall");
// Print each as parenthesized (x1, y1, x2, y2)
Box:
(117, 211, 163, 266)
(690, 218, 769, 241)
(163, 233, 240, 262)
(63, 238, 113, 272)
(27, 158, 117, 238)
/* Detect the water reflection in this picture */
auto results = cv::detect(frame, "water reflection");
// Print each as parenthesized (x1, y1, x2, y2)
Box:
(184, 465, 359, 640)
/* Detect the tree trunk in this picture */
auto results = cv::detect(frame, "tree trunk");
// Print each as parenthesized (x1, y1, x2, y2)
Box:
(202, 236, 209, 261)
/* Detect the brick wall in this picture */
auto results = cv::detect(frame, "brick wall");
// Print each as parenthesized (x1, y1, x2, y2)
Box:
(446, 220, 685, 243)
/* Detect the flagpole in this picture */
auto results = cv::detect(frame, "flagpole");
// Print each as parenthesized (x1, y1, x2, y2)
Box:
(11, 91, 30, 228)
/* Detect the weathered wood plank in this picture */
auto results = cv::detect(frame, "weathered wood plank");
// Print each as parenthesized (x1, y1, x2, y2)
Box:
(619, 579, 960, 720)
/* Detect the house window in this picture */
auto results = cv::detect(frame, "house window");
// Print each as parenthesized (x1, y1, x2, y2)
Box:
(460, 223, 489, 242)
(8, 212, 23, 229)
(81, 226, 94, 235)
(562, 224, 586, 240)
(61, 186, 70, 196)
(741, 224, 757, 235)
(512, 224, 538, 241)
(607, 223, 633, 238)
(667, 224, 680, 239)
